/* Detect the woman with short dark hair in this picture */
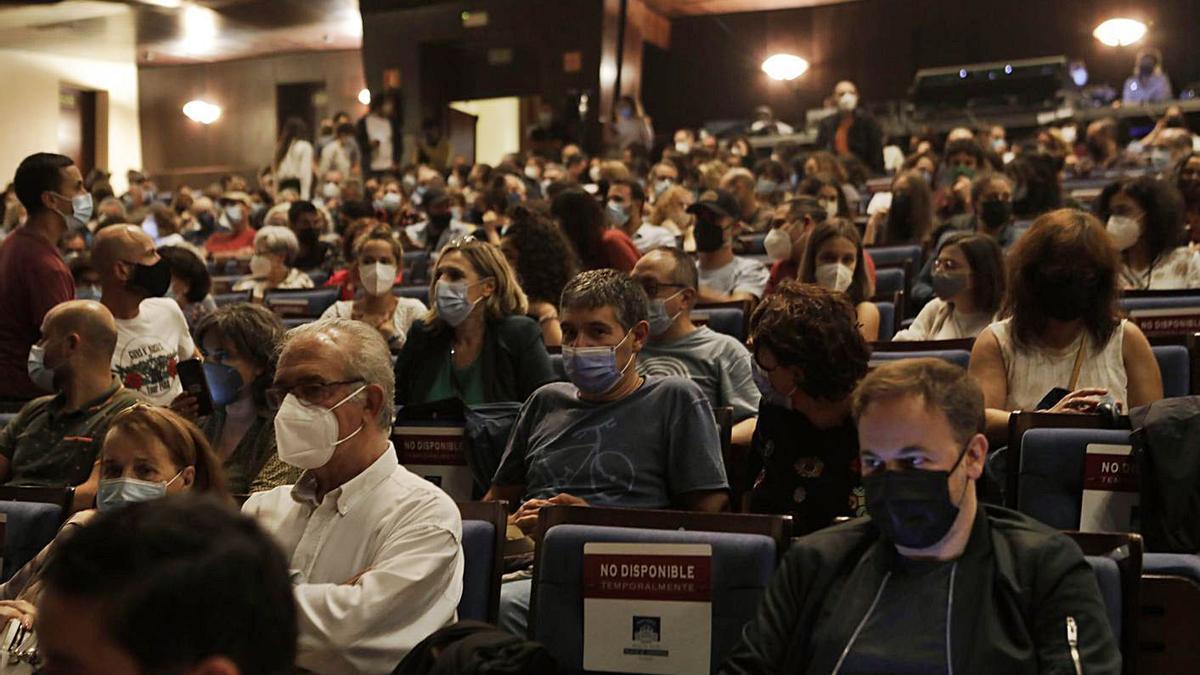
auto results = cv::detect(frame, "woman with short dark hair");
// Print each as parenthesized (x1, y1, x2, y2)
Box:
(1096, 175, 1197, 289)
(969, 209, 1163, 442)
(159, 245, 215, 328)
(745, 280, 870, 534)
(894, 232, 1005, 341)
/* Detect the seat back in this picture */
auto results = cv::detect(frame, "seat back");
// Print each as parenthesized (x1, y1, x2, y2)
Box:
(692, 307, 746, 342)
(532, 515, 784, 673)
(737, 233, 767, 254)
(865, 244, 922, 267)
(870, 349, 971, 369)
(1018, 428, 1133, 530)
(0, 486, 74, 582)
(304, 269, 330, 287)
(549, 353, 567, 382)
(1121, 294, 1200, 315)
(457, 501, 507, 624)
(1151, 344, 1190, 398)
(393, 285, 428, 302)
(874, 266, 906, 296)
(403, 250, 432, 285)
(873, 300, 895, 341)
(213, 290, 251, 307)
(1064, 531, 1143, 675)
(263, 287, 340, 318)
(1005, 412, 1132, 509)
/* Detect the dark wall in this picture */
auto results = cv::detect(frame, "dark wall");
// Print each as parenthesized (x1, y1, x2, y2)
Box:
(644, 0, 1200, 134)
(138, 50, 364, 189)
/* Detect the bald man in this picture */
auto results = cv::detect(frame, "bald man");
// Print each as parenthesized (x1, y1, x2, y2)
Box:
(94, 225, 195, 405)
(0, 300, 142, 512)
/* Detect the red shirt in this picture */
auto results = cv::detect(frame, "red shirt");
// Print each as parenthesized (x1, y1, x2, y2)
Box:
(204, 226, 257, 255)
(0, 227, 75, 399)
(600, 229, 640, 272)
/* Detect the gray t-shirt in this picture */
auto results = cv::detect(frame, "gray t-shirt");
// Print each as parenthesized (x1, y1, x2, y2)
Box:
(492, 376, 729, 507)
(697, 255, 770, 299)
(638, 326, 760, 423)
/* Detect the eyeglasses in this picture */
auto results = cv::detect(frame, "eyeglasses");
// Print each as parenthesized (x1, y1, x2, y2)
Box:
(266, 379, 362, 408)
(635, 278, 685, 298)
(932, 258, 966, 272)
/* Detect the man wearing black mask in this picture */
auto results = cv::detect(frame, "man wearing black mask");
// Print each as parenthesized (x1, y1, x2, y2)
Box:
(690, 189, 769, 304)
(721, 358, 1120, 674)
(287, 200, 333, 270)
(403, 187, 471, 254)
(93, 225, 197, 406)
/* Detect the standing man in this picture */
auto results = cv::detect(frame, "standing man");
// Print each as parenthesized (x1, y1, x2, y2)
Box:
(0, 153, 84, 406)
(93, 225, 195, 406)
(817, 80, 884, 175)
(358, 94, 401, 179)
(245, 318, 462, 674)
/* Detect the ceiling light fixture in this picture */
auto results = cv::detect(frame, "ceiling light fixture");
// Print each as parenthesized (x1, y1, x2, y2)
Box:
(1093, 18, 1147, 47)
(182, 99, 221, 124)
(761, 53, 809, 81)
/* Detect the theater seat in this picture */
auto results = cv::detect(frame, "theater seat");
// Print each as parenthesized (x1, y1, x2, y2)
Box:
(692, 307, 745, 342)
(874, 267, 906, 296)
(263, 287, 340, 318)
(549, 353, 567, 382)
(393, 286, 428, 302)
(403, 251, 431, 284)
(865, 244, 922, 268)
(1017, 428, 1132, 530)
(1085, 555, 1123, 641)
(0, 487, 74, 581)
(213, 290, 251, 307)
(870, 349, 971, 369)
(533, 523, 778, 672)
(874, 300, 895, 341)
(457, 501, 506, 624)
(1151, 345, 1190, 398)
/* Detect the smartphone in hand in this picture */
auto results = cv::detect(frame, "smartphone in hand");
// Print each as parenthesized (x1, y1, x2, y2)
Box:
(176, 359, 214, 418)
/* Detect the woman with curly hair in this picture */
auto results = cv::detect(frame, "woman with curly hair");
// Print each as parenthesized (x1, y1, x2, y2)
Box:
(744, 280, 871, 534)
(500, 205, 579, 347)
(1096, 175, 1198, 289)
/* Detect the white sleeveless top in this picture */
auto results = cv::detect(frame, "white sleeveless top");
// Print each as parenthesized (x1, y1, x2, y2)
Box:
(990, 318, 1128, 410)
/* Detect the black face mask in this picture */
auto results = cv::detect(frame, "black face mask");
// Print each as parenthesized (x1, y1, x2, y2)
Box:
(1086, 138, 1109, 160)
(1165, 115, 1187, 129)
(1040, 276, 1097, 321)
(429, 212, 452, 231)
(1138, 60, 1155, 77)
(127, 257, 172, 298)
(864, 446, 968, 549)
(979, 199, 1013, 229)
(694, 217, 726, 253)
(296, 227, 319, 247)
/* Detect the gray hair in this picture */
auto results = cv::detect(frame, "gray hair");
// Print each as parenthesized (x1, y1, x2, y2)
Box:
(650, 246, 698, 290)
(560, 269, 649, 331)
(281, 318, 395, 430)
(254, 226, 300, 265)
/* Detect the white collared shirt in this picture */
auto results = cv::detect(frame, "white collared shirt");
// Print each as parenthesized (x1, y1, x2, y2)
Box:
(244, 444, 463, 675)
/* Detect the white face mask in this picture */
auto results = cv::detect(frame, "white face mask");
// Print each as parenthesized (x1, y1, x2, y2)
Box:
(819, 198, 839, 218)
(249, 254, 273, 277)
(764, 227, 794, 262)
(588, 166, 602, 183)
(524, 165, 540, 180)
(273, 385, 367, 470)
(837, 92, 859, 112)
(27, 343, 55, 392)
(1106, 215, 1142, 251)
(815, 262, 854, 293)
(359, 262, 397, 296)
(675, 141, 691, 154)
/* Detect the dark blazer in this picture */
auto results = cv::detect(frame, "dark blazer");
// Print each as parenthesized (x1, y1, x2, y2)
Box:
(720, 504, 1120, 674)
(394, 315, 556, 406)
(817, 110, 885, 174)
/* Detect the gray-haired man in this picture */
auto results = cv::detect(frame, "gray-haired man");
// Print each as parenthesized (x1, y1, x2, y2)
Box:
(243, 318, 463, 675)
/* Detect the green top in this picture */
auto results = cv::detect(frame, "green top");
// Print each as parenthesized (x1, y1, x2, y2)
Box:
(424, 351, 486, 406)
(0, 377, 142, 488)
(200, 405, 301, 494)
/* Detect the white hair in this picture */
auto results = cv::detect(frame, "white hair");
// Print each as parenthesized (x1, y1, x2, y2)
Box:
(254, 226, 300, 265)
(281, 318, 395, 430)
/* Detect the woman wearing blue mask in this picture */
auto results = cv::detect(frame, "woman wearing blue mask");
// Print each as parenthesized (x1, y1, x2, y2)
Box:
(394, 237, 556, 407)
(170, 304, 300, 493)
(0, 404, 228, 612)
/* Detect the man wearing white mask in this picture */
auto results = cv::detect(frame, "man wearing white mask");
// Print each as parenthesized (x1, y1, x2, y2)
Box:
(0, 300, 140, 511)
(244, 318, 463, 675)
(485, 269, 730, 636)
(607, 179, 677, 253)
(0, 153, 85, 405)
(816, 80, 885, 175)
(633, 248, 759, 445)
(320, 228, 425, 349)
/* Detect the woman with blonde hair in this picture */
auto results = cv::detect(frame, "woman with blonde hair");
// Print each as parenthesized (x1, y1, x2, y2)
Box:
(394, 237, 556, 406)
(320, 225, 425, 349)
(0, 405, 229, 617)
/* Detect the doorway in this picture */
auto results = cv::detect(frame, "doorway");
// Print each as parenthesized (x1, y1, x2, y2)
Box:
(58, 84, 96, 176)
(448, 97, 520, 166)
(276, 82, 326, 143)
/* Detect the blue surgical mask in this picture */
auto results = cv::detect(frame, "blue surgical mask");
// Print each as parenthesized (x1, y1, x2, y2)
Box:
(755, 178, 779, 196)
(653, 179, 673, 198)
(435, 279, 482, 327)
(75, 284, 101, 301)
(27, 344, 55, 392)
(607, 201, 630, 227)
(97, 471, 182, 513)
(647, 292, 683, 337)
(54, 192, 93, 227)
(1151, 148, 1172, 171)
(225, 204, 244, 224)
(203, 362, 245, 407)
(381, 193, 402, 212)
(562, 331, 635, 395)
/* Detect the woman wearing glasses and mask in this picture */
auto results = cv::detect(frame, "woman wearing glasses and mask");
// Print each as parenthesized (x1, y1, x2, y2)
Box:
(0, 405, 228, 623)
(394, 237, 556, 406)
(170, 304, 300, 493)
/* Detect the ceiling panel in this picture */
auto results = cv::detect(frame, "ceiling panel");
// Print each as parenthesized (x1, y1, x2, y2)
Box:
(642, 0, 862, 16)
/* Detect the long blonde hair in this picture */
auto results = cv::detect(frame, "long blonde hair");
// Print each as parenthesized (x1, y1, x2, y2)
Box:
(424, 238, 529, 325)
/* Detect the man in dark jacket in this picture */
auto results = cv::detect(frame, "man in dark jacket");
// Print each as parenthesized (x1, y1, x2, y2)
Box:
(721, 358, 1120, 674)
(816, 80, 885, 175)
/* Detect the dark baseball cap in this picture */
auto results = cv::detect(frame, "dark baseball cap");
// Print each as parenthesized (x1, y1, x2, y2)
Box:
(686, 188, 739, 220)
